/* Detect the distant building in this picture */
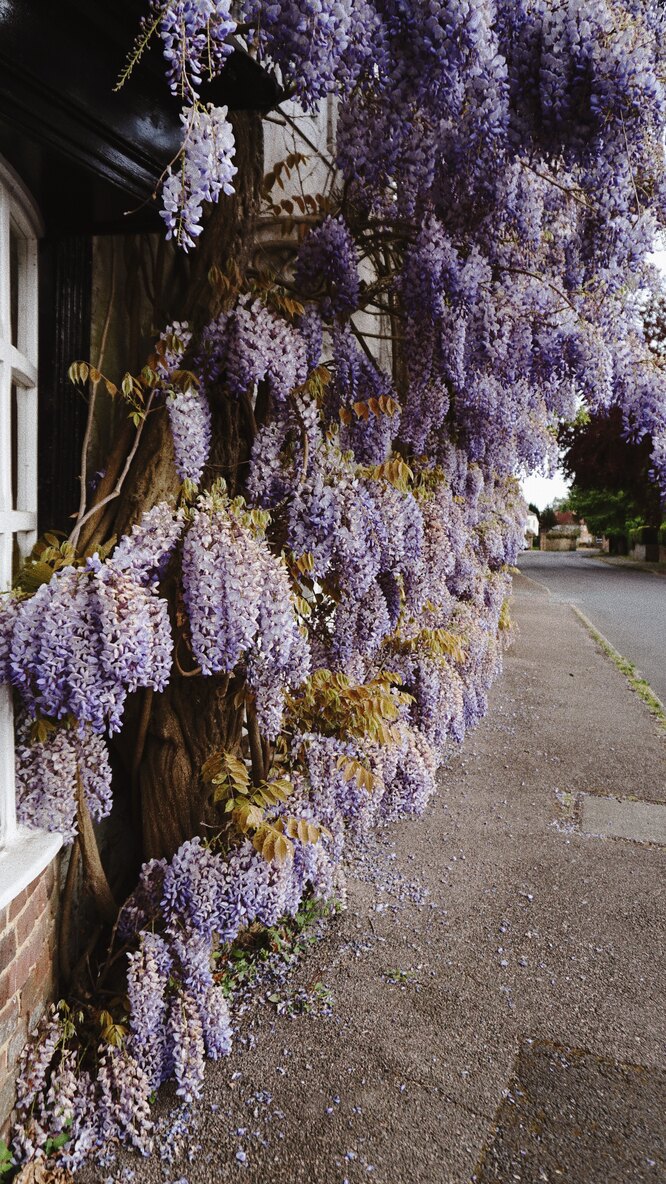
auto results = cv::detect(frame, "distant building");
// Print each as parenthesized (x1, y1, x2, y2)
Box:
(524, 511, 539, 547)
(554, 509, 576, 525)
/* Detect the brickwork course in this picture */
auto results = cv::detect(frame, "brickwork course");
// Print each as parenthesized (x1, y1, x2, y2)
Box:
(0, 863, 59, 1135)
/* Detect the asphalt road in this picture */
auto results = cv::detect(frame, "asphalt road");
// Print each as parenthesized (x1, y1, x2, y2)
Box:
(517, 550, 666, 705)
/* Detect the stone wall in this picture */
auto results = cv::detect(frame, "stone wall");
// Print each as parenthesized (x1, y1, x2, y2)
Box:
(630, 542, 661, 562)
(0, 861, 59, 1136)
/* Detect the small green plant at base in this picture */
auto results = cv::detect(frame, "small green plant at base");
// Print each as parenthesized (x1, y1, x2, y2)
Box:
(383, 967, 421, 988)
(0, 1141, 13, 1181)
(214, 896, 340, 1000)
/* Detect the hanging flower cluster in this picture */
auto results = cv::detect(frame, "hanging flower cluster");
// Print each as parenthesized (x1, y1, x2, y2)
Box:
(12, 1010, 153, 1170)
(294, 217, 360, 319)
(152, 321, 213, 486)
(158, 0, 235, 99)
(15, 717, 113, 844)
(110, 500, 185, 586)
(182, 488, 310, 734)
(196, 296, 309, 401)
(161, 104, 238, 250)
(2, 556, 172, 735)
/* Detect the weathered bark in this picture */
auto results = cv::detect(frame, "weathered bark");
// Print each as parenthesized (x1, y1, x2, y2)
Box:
(139, 674, 244, 860)
(90, 110, 266, 863)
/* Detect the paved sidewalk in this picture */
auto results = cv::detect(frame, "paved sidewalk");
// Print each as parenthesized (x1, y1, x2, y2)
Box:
(577, 552, 666, 578)
(82, 574, 666, 1184)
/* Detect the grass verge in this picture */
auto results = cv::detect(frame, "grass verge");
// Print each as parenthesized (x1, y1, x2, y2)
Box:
(571, 606, 666, 733)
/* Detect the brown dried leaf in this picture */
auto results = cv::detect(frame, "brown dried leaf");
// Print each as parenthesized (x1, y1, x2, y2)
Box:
(14, 1162, 75, 1184)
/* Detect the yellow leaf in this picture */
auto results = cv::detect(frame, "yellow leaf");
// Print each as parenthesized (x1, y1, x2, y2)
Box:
(274, 834, 292, 864)
(260, 829, 276, 861)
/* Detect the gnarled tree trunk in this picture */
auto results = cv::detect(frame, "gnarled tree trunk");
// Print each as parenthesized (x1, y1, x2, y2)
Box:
(84, 111, 265, 865)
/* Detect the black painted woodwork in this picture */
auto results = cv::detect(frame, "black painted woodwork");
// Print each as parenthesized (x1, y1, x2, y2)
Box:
(0, 0, 280, 235)
(0, 1, 280, 533)
(37, 236, 92, 534)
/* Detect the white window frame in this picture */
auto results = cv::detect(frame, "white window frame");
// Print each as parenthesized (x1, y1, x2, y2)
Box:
(0, 158, 62, 909)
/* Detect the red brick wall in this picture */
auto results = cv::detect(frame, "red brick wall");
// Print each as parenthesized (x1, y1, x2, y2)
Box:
(0, 862, 59, 1136)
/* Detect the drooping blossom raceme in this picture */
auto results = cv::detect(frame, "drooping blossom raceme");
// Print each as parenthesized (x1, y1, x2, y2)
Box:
(245, 551, 311, 737)
(152, 320, 213, 484)
(161, 104, 237, 250)
(15, 717, 113, 844)
(295, 732, 381, 837)
(96, 1044, 153, 1154)
(14, 725, 76, 843)
(126, 933, 173, 1091)
(166, 390, 213, 484)
(245, 412, 294, 508)
(330, 326, 401, 464)
(120, 831, 324, 1104)
(6, 557, 172, 735)
(239, 0, 362, 104)
(158, 0, 236, 98)
(378, 726, 438, 822)
(196, 296, 308, 402)
(182, 490, 310, 730)
(168, 930, 232, 1060)
(13, 1032, 96, 1170)
(180, 493, 267, 674)
(12, 1008, 153, 1169)
(110, 501, 185, 586)
(330, 582, 392, 677)
(7, 554, 170, 729)
(294, 217, 360, 319)
(298, 304, 324, 371)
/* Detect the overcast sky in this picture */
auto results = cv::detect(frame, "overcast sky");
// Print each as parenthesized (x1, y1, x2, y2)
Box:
(520, 470, 570, 511)
(519, 248, 666, 513)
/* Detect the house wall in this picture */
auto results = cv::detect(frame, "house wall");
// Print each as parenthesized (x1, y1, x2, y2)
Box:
(0, 861, 59, 1136)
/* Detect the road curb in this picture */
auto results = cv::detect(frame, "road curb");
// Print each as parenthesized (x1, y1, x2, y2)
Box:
(569, 604, 666, 728)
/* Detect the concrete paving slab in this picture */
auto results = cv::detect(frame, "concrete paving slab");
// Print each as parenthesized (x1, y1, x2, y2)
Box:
(77, 573, 666, 1184)
(581, 794, 666, 845)
(475, 1040, 666, 1183)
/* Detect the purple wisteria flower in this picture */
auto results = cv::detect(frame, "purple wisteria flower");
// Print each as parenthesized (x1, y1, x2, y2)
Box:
(7, 557, 172, 735)
(196, 297, 308, 402)
(294, 217, 360, 319)
(159, 0, 235, 98)
(110, 501, 185, 586)
(15, 718, 113, 844)
(162, 105, 237, 250)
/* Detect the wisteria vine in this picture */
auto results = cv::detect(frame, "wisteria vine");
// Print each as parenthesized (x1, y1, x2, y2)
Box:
(3, 0, 666, 1172)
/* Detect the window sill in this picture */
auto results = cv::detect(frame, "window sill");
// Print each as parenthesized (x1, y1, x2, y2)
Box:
(0, 827, 63, 911)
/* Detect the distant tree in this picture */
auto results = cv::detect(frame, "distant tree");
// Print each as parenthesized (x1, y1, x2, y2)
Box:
(527, 502, 540, 517)
(566, 486, 641, 537)
(539, 504, 557, 532)
(559, 406, 662, 528)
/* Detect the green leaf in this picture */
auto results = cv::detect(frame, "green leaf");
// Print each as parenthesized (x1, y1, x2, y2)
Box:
(0, 1140, 13, 1179)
